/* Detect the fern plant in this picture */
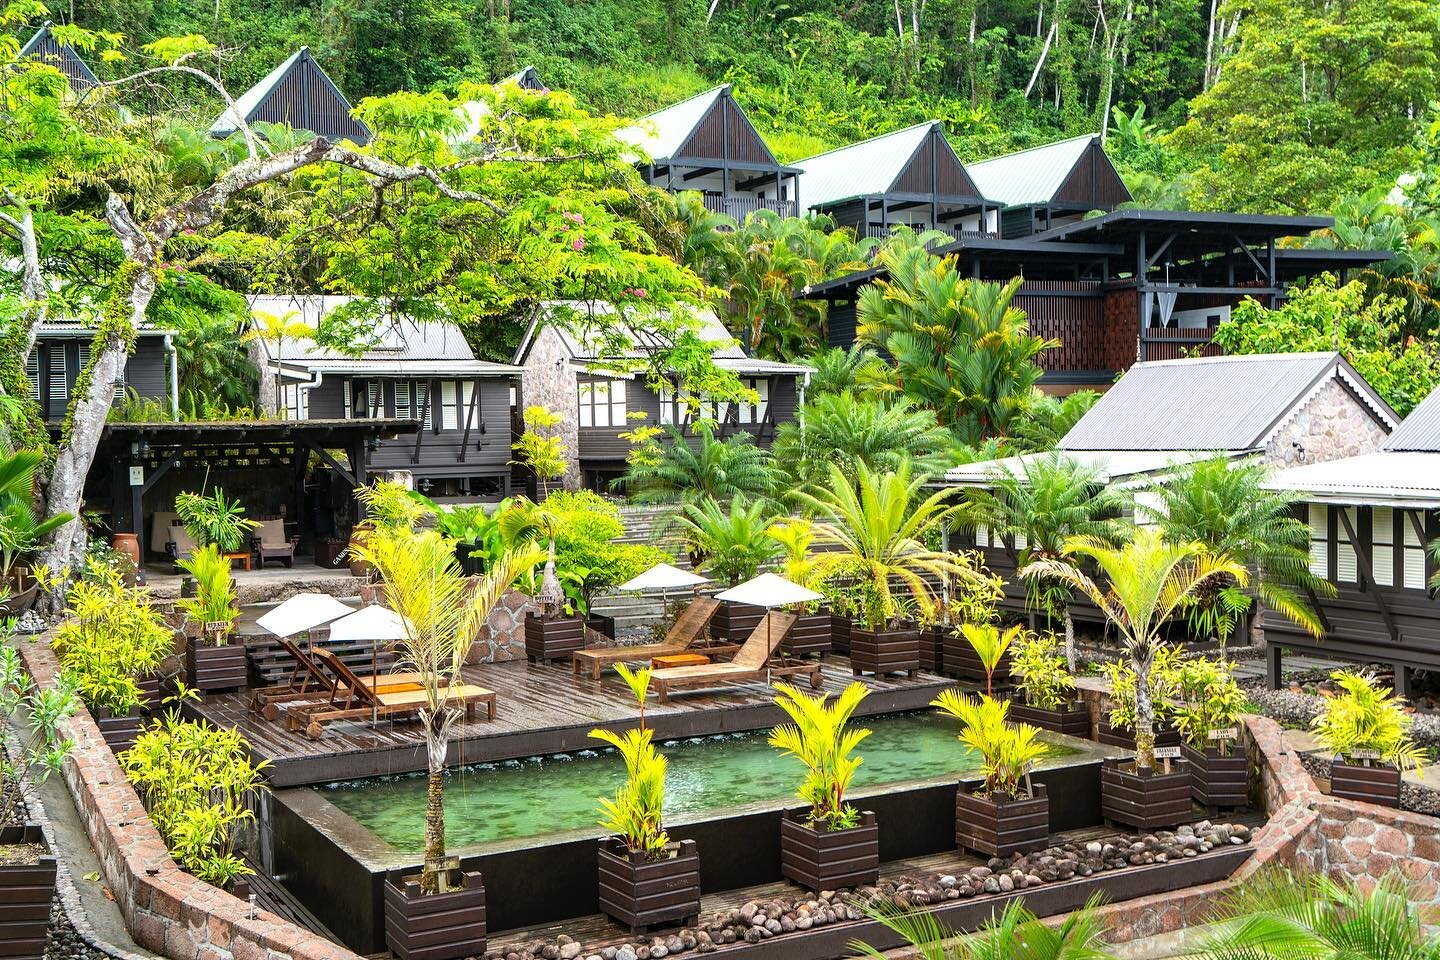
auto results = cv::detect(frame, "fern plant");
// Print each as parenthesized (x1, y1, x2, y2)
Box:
(932, 691, 1048, 799)
(1010, 631, 1077, 711)
(768, 681, 871, 832)
(1311, 670, 1425, 771)
(589, 726, 672, 860)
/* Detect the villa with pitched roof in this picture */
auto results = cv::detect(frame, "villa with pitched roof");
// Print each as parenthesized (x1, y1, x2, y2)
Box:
(18, 21, 98, 92)
(796, 121, 992, 241)
(617, 85, 799, 223)
(210, 47, 371, 144)
(968, 134, 1132, 237)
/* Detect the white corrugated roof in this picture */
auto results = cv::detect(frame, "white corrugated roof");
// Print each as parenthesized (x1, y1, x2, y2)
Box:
(967, 134, 1096, 207)
(1263, 451, 1440, 506)
(615, 85, 726, 162)
(943, 450, 1226, 487)
(797, 122, 936, 210)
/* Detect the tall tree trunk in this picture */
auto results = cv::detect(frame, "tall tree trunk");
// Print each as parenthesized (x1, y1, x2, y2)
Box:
(1064, 609, 1077, 672)
(423, 767, 447, 893)
(1132, 652, 1154, 771)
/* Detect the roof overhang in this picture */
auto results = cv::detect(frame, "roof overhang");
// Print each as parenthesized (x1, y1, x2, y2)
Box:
(1034, 209, 1334, 244)
(941, 449, 1252, 489)
(275, 359, 522, 378)
(100, 418, 421, 445)
(1262, 451, 1440, 508)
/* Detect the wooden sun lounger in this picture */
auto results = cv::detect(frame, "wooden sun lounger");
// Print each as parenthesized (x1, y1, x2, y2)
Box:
(650, 611, 821, 702)
(249, 635, 426, 720)
(287, 649, 497, 740)
(571, 597, 729, 681)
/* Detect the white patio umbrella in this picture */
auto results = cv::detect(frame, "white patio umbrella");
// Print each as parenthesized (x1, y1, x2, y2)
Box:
(715, 573, 823, 656)
(329, 604, 415, 721)
(619, 562, 710, 628)
(255, 593, 355, 638)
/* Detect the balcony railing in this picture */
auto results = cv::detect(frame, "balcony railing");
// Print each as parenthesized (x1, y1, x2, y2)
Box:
(702, 194, 796, 221)
(859, 223, 990, 246)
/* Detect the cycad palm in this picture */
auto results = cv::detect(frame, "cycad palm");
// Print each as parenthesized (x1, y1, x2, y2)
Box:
(772, 393, 955, 490)
(1199, 870, 1440, 960)
(672, 494, 779, 586)
(799, 460, 976, 628)
(801, 345, 893, 399)
(1009, 390, 1101, 452)
(1145, 456, 1332, 646)
(621, 424, 782, 506)
(853, 894, 1114, 960)
(969, 454, 1130, 669)
(1022, 528, 1247, 769)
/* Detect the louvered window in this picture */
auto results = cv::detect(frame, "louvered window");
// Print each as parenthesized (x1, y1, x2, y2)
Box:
(24, 353, 39, 399)
(1372, 507, 1394, 587)
(1401, 509, 1428, 590)
(974, 524, 990, 548)
(1308, 504, 1327, 578)
(343, 378, 352, 418)
(440, 381, 458, 430)
(395, 381, 411, 420)
(47, 347, 67, 409)
(414, 381, 431, 429)
(1335, 507, 1358, 584)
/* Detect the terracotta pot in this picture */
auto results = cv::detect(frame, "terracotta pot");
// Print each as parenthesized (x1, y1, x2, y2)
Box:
(597, 838, 701, 934)
(0, 825, 56, 960)
(1100, 757, 1192, 830)
(523, 614, 585, 664)
(1330, 760, 1401, 808)
(779, 810, 879, 893)
(112, 532, 141, 569)
(384, 867, 486, 960)
(1182, 742, 1249, 809)
(850, 625, 920, 677)
(1010, 698, 1091, 739)
(955, 781, 1050, 857)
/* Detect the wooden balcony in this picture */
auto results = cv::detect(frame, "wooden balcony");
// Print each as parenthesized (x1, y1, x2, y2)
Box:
(702, 194, 796, 221)
(859, 223, 990, 245)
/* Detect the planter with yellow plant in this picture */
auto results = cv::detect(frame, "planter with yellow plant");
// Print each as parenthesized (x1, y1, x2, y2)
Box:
(1171, 656, 1249, 809)
(1312, 670, 1423, 809)
(1009, 631, 1089, 738)
(767, 519, 831, 658)
(935, 691, 1050, 857)
(176, 545, 245, 693)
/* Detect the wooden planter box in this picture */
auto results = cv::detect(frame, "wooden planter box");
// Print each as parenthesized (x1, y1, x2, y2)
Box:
(93, 706, 142, 753)
(1330, 760, 1402, 809)
(0, 826, 56, 960)
(136, 674, 164, 713)
(383, 867, 486, 960)
(1101, 757, 1193, 830)
(780, 809, 879, 892)
(850, 626, 920, 677)
(186, 635, 248, 693)
(597, 838, 701, 934)
(524, 615, 585, 663)
(918, 626, 948, 672)
(942, 634, 1012, 685)
(1097, 716, 1182, 751)
(830, 614, 853, 655)
(955, 781, 1050, 857)
(710, 603, 765, 643)
(784, 611, 832, 659)
(1182, 743, 1249, 809)
(1010, 699, 1091, 739)
(586, 614, 617, 641)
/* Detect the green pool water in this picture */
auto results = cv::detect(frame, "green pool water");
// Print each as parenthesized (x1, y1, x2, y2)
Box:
(318, 713, 1076, 851)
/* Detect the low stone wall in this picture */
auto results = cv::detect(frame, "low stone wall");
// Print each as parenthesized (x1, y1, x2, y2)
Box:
(18, 632, 361, 960)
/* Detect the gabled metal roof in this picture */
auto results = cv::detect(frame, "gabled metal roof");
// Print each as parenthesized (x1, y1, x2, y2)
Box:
(967, 134, 1098, 207)
(19, 21, 98, 90)
(615, 85, 729, 162)
(210, 47, 371, 144)
(944, 449, 1227, 486)
(1384, 386, 1440, 452)
(501, 66, 544, 90)
(1058, 353, 1398, 452)
(798, 121, 937, 209)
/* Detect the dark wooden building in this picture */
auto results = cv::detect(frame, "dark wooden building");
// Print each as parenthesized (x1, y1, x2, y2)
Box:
(18, 21, 98, 91)
(514, 304, 811, 492)
(249, 295, 521, 498)
(968, 134, 1131, 238)
(26, 319, 175, 423)
(210, 46, 371, 144)
(1264, 385, 1440, 694)
(500, 66, 545, 90)
(619, 85, 800, 223)
(797, 121, 992, 241)
(804, 209, 1390, 391)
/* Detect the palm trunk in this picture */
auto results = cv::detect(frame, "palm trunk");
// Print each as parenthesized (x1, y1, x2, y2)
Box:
(422, 766, 446, 894)
(1064, 610, 1076, 672)
(1132, 654, 1154, 771)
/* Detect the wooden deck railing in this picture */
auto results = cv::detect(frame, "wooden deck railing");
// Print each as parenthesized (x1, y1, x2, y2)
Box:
(702, 194, 796, 221)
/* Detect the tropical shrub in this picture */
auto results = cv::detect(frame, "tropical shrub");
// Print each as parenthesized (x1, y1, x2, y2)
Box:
(856, 893, 1113, 960)
(772, 393, 955, 488)
(620, 423, 782, 505)
(1170, 657, 1247, 754)
(673, 494, 779, 586)
(0, 449, 73, 578)
(0, 644, 79, 825)
(174, 488, 257, 553)
(769, 681, 871, 832)
(932, 691, 1047, 799)
(589, 726, 672, 861)
(53, 568, 174, 715)
(800, 345, 893, 399)
(1311, 670, 1424, 771)
(959, 623, 1022, 696)
(1007, 390, 1101, 452)
(176, 544, 240, 641)
(511, 405, 569, 495)
(1010, 631, 1077, 711)
(354, 480, 430, 533)
(1099, 644, 1184, 734)
(119, 704, 268, 888)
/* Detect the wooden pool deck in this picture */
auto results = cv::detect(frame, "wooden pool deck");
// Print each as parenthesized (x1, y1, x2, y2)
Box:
(190, 656, 970, 788)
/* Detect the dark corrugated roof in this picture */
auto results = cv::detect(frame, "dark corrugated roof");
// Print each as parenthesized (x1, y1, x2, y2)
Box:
(1058, 353, 1394, 451)
(1384, 387, 1440, 452)
(19, 22, 98, 90)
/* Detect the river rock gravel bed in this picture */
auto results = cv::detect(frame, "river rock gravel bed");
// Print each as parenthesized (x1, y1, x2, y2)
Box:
(482, 821, 1253, 960)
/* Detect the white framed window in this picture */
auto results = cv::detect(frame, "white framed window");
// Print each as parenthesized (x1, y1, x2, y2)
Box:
(395, 381, 412, 420)
(1372, 507, 1394, 587)
(280, 382, 307, 420)
(24, 352, 39, 398)
(1401, 509, 1428, 590)
(736, 378, 769, 424)
(1335, 506, 1358, 584)
(441, 381, 458, 430)
(415, 381, 432, 429)
(47, 347, 66, 408)
(1308, 504, 1327, 579)
(974, 524, 990, 548)
(578, 379, 625, 428)
(343, 378, 352, 418)
(367, 381, 381, 417)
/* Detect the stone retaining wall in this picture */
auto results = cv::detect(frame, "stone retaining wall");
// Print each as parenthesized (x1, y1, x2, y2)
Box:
(18, 632, 361, 960)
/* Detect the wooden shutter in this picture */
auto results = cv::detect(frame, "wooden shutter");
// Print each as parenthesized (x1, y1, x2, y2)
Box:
(1372, 507, 1394, 587)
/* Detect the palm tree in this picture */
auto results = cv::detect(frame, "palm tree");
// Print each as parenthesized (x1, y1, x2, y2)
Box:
(672, 494, 779, 586)
(1008, 390, 1101, 452)
(620, 424, 782, 506)
(799, 460, 975, 629)
(772, 393, 955, 490)
(801, 345, 893, 399)
(1022, 528, 1247, 769)
(968, 454, 1130, 670)
(244, 309, 315, 414)
(852, 893, 1114, 960)
(1145, 456, 1333, 647)
(349, 528, 542, 894)
(1199, 869, 1440, 960)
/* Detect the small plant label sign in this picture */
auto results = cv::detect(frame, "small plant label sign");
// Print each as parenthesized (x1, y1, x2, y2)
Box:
(1153, 746, 1182, 759)
(204, 620, 231, 632)
(1349, 749, 1382, 761)
(1209, 727, 1238, 741)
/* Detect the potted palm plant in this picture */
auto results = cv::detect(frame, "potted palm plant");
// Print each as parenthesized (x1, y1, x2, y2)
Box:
(770, 681, 879, 891)
(948, 622, 1021, 694)
(0, 646, 78, 960)
(1009, 631, 1089, 738)
(675, 494, 778, 642)
(801, 462, 975, 677)
(767, 519, 832, 657)
(1024, 528, 1246, 830)
(1096, 649, 1184, 751)
(921, 566, 1004, 674)
(351, 527, 538, 960)
(503, 500, 587, 663)
(1311, 670, 1423, 809)
(1171, 656, 1249, 809)
(175, 488, 258, 556)
(934, 691, 1051, 857)
(176, 545, 246, 693)
(589, 725, 701, 933)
